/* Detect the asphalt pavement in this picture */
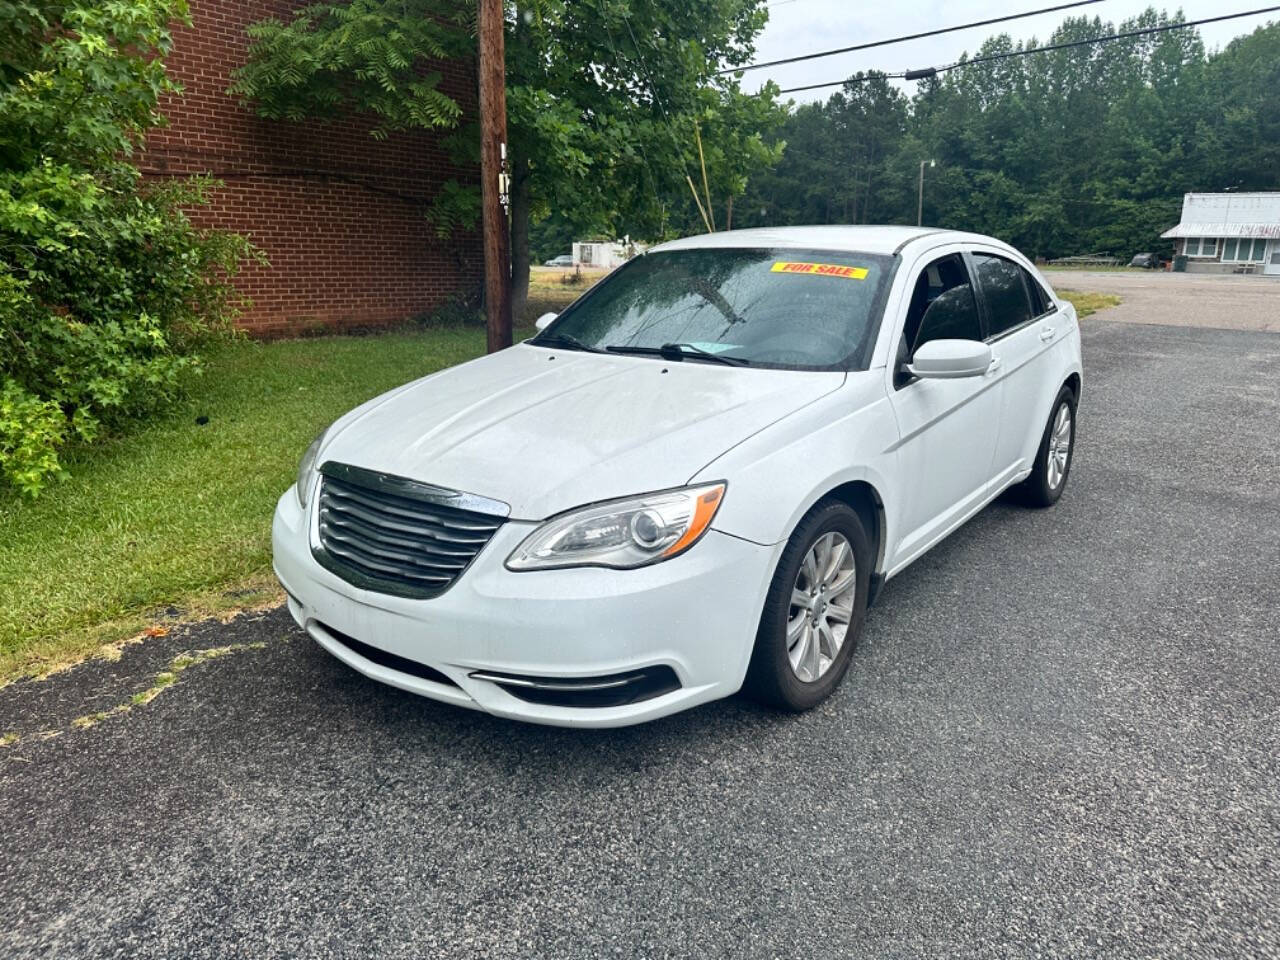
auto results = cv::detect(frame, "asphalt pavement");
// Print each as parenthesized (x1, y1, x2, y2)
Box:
(3, 318, 1278, 959)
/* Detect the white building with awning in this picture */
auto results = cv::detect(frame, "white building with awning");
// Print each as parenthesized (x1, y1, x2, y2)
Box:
(1162, 193, 1280, 275)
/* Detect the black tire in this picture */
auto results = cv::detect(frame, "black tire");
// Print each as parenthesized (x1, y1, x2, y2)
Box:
(1016, 386, 1077, 508)
(743, 500, 871, 711)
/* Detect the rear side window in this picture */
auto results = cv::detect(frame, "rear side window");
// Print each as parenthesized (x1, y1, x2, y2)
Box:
(972, 253, 1033, 338)
(1025, 270, 1055, 317)
(903, 254, 982, 353)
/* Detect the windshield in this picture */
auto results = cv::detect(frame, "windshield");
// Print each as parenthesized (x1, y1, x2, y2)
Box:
(532, 247, 895, 370)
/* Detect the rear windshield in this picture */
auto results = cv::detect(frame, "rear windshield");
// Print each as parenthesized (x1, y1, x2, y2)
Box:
(534, 247, 895, 370)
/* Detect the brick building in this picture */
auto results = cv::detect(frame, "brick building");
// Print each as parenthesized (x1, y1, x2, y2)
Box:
(142, 2, 483, 337)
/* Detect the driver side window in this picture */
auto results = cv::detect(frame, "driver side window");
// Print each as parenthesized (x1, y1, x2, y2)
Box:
(902, 254, 982, 356)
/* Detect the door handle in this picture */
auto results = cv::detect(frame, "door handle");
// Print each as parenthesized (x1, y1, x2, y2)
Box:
(1039, 326, 1056, 342)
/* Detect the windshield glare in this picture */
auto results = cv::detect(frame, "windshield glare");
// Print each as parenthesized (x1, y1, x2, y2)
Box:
(535, 247, 894, 370)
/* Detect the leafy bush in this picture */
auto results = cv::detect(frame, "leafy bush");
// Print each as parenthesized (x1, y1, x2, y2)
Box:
(0, 0, 256, 495)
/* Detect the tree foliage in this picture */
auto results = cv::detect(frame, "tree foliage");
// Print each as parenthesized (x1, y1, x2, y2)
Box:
(233, 0, 787, 311)
(738, 10, 1280, 259)
(0, 0, 256, 495)
(228, 1, 471, 134)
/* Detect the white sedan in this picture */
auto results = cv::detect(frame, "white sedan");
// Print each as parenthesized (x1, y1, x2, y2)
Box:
(273, 226, 1082, 727)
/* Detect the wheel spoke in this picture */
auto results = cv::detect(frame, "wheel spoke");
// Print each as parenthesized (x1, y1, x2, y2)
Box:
(790, 623, 812, 679)
(787, 612, 807, 641)
(824, 539, 850, 583)
(817, 619, 839, 660)
(800, 549, 818, 588)
(827, 568, 856, 597)
(814, 534, 833, 579)
(804, 621, 821, 678)
(791, 587, 811, 610)
(826, 601, 853, 624)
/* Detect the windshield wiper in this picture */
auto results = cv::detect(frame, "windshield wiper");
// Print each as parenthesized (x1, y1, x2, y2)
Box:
(530, 333, 603, 353)
(606, 342, 750, 366)
(665, 342, 752, 366)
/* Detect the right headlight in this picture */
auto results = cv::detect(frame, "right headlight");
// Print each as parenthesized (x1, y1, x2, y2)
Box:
(295, 430, 326, 509)
(505, 482, 726, 571)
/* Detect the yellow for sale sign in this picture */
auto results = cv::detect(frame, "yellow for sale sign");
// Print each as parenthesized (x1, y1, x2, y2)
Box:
(770, 261, 869, 279)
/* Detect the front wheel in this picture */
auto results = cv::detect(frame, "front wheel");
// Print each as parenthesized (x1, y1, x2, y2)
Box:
(743, 501, 871, 712)
(1017, 386, 1076, 507)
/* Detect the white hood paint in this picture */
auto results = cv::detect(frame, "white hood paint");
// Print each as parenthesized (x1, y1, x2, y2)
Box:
(320, 343, 845, 519)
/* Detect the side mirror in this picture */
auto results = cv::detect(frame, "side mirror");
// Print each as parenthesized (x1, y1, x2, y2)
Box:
(534, 312, 557, 331)
(904, 339, 992, 379)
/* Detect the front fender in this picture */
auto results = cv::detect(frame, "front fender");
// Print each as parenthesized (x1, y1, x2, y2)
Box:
(691, 377, 901, 566)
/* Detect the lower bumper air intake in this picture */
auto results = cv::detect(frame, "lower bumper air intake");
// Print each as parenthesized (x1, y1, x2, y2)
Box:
(468, 667, 681, 708)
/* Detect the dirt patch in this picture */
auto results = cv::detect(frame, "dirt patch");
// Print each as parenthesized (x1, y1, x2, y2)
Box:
(1049, 270, 1280, 332)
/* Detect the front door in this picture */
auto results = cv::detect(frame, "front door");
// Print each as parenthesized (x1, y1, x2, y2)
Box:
(887, 252, 1003, 570)
(1265, 240, 1280, 276)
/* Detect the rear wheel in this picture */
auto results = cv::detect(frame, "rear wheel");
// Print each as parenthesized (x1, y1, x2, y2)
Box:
(744, 501, 871, 711)
(1017, 386, 1076, 507)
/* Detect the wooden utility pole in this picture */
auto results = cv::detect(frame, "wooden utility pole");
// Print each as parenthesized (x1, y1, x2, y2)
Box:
(478, 0, 511, 352)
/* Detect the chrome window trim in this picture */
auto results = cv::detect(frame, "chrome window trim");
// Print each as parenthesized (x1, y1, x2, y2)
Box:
(985, 304, 1059, 345)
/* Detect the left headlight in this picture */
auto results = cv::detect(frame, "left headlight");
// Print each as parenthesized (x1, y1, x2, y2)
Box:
(295, 431, 326, 509)
(506, 482, 727, 571)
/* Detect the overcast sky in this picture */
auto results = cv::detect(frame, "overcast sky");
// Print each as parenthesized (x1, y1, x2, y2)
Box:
(746, 0, 1279, 102)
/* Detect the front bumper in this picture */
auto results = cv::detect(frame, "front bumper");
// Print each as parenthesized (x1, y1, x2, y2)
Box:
(272, 489, 777, 727)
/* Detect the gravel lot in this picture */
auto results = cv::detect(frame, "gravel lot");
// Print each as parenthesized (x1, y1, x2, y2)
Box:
(3, 319, 1279, 959)
(1051, 269, 1280, 332)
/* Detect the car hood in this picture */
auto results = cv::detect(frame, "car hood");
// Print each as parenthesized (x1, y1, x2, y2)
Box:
(320, 343, 845, 519)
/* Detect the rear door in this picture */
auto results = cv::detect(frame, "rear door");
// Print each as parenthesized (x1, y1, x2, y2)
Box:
(969, 250, 1063, 482)
(886, 250, 1003, 568)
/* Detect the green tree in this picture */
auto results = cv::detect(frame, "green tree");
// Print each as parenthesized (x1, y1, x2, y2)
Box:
(750, 8, 1279, 261)
(232, 0, 786, 319)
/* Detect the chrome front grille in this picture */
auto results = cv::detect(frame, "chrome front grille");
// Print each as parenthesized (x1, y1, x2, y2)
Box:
(313, 462, 507, 599)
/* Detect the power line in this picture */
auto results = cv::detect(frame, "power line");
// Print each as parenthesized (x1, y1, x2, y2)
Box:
(621, 8, 673, 125)
(719, 0, 1107, 76)
(947, 4, 1280, 73)
(777, 4, 1280, 94)
(779, 71, 904, 94)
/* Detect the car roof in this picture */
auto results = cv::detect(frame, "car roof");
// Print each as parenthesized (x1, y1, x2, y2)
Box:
(648, 225, 999, 257)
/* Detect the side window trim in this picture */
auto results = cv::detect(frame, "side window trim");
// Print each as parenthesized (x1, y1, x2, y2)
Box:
(960, 250, 993, 341)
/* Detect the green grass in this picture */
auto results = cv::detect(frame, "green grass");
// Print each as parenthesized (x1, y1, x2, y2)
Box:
(1058, 290, 1122, 318)
(526, 267, 602, 321)
(0, 325, 528, 683)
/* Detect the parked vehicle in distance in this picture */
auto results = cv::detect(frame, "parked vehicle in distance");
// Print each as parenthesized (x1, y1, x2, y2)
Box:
(1129, 252, 1164, 269)
(544, 254, 575, 267)
(274, 226, 1083, 727)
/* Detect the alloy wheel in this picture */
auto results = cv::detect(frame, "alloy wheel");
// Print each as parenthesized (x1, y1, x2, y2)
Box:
(786, 531, 856, 683)
(1047, 403, 1072, 490)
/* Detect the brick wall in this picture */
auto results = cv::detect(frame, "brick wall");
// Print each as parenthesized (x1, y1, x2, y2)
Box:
(142, 1, 482, 338)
